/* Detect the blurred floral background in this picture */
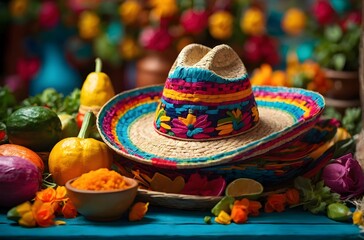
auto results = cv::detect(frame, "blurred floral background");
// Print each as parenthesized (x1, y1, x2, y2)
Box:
(0, 0, 362, 108)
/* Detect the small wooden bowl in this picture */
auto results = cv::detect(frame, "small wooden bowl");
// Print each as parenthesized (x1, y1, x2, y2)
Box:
(65, 176, 138, 221)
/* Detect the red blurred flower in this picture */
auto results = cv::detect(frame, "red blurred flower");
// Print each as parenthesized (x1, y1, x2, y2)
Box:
(180, 9, 208, 35)
(264, 194, 287, 213)
(341, 11, 362, 30)
(285, 188, 300, 205)
(139, 27, 173, 51)
(39, 1, 60, 29)
(16, 58, 40, 82)
(61, 200, 77, 218)
(243, 36, 279, 66)
(312, 0, 336, 25)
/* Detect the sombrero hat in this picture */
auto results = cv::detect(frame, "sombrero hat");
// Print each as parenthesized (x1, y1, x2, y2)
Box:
(97, 44, 325, 169)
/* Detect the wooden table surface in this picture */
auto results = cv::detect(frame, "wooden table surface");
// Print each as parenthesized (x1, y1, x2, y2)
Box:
(0, 206, 361, 239)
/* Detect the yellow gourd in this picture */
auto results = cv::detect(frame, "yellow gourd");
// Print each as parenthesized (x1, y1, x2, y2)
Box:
(80, 58, 115, 108)
(49, 111, 113, 186)
(77, 58, 115, 127)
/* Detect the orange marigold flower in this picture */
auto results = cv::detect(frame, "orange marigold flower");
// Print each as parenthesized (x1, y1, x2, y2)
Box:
(265, 194, 287, 213)
(234, 198, 250, 207)
(55, 186, 68, 201)
(62, 200, 78, 218)
(231, 204, 248, 224)
(248, 200, 262, 216)
(32, 201, 55, 227)
(129, 202, 149, 221)
(285, 188, 300, 206)
(36, 187, 56, 203)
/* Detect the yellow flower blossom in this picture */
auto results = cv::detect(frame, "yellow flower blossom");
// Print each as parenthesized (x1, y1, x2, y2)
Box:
(78, 11, 100, 40)
(19, 211, 36, 227)
(215, 210, 231, 225)
(9, 0, 28, 18)
(251, 64, 287, 87)
(118, 0, 142, 25)
(209, 11, 233, 40)
(353, 211, 364, 226)
(150, 0, 178, 20)
(119, 37, 141, 60)
(241, 8, 265, 36)
(7, 201, 36, 227)
(282, 8, 307, 36)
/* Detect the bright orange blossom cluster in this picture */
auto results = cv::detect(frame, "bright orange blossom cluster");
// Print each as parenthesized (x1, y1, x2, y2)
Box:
(215, 188, 300, 225)
(8, 186, 77, 227)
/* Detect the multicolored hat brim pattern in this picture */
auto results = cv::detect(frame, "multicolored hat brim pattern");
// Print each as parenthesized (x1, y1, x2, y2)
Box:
(97, 84, 325, 169)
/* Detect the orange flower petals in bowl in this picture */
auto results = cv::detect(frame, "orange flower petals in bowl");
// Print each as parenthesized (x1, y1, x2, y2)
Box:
(71, 168, 130, 191)
(65, 168, 138, 221)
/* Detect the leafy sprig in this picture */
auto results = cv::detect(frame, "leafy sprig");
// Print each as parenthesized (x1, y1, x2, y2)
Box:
(0, 86, 17, 122)
(294, 176, 341, 214)
(323, 106, 362, 136)
(20, 88, 80, 115)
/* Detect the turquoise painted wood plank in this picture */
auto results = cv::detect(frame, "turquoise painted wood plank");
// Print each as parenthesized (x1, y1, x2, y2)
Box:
(0, 207, 361, 239)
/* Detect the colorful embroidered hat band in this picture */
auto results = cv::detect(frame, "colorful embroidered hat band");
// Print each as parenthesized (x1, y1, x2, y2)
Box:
(97, 44, 325, 169)
(155, 67, 259, 140)
(153, 44, 259, 141)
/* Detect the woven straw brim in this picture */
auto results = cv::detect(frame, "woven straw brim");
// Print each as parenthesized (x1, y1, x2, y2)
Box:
(97, 85, 324, 169)
(112, 118, 338, 188)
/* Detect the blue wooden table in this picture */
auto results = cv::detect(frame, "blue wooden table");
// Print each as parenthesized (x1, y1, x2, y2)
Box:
(0, 206, 362, 239)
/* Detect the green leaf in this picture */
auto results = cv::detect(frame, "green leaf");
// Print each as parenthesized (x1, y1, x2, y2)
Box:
(307, 201, 327, 214)
(59, 88, 80, 115)
(323, 107, 342, 120)
(324, 25, 343, 43)
(342, 107, 362, 135)
(332, 138, 356, 159)
(332, 54, 346, 71)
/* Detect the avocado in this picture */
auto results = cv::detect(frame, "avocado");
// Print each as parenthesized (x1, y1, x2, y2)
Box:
(6, 106, 62, 151)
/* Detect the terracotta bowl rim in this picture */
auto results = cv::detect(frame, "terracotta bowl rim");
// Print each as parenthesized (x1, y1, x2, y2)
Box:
(65, 176, 138, 194)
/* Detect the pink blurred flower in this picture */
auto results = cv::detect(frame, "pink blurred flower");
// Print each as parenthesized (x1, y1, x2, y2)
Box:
(341, 11, 362, 30)
(16, 58, 40, 81)
(243, 36, 279, 66)
(322, 153, 364, 199)
(39, 1, 60, 29)
(139, 27, 173, 51)
(312, 0, 336, 25)
(180, 9, 208, 35)
(4, 75, 25, 93)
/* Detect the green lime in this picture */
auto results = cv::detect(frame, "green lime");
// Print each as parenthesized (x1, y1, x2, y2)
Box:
(225, 178, 264, 200)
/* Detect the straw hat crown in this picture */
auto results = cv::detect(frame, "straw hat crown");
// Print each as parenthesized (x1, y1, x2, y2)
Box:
(154, 44, 259, 141)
